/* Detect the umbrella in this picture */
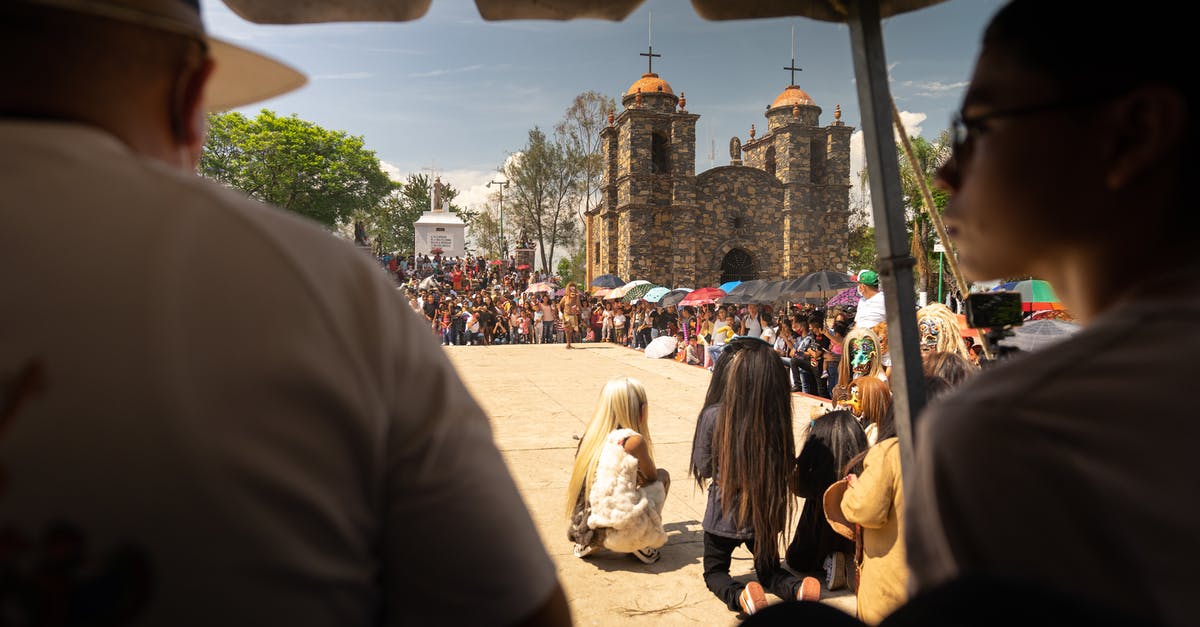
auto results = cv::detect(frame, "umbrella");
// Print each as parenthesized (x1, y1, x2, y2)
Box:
(659, 288, 694, 308)
(523, 282, 554, 294)
(788, 271, 857, 302)
(418, 275, 441, 290)
(517, 264, 531, 270)
(998, 319, 1081, 352)
(720, 279, 769, 304)
(591, 287, 612, 298)
(554, 288, 566, 297)
(679, 287, 726, 307)
(718, 280, 743, 293)
(490, 259, 503, 265)
(589, 273, 625, 289)
(606, 279, 650, 299)
(994, 279, 1063, 312)
(642, 286, 672, 303)
(745, 279, 792, 305)
(622, 283, 659, 303)
(643, 336, 678, 359)
(826, 287, 861, 308)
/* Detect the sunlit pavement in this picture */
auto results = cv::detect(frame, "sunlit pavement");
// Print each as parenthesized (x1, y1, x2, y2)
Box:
(444, 342, 856, 625)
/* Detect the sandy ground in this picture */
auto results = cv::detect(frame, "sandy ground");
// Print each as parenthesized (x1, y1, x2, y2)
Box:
(444, 342, 857, 625)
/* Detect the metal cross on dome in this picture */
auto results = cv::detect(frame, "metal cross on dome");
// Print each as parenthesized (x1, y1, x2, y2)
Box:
(784, 24, 802, 86)
(640, 10, 661, 74)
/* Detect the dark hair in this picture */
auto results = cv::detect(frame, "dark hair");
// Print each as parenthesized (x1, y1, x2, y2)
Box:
(922, 351, 976, 387)
(701, 339, 752, 409)
(799, 410, 868, 493)
(710, 340, 795, 573)
(984, 0, 1196, 237)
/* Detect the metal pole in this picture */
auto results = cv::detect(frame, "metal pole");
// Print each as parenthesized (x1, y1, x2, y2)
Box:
(846, 0, 923, 488)
(488, 178, 509, 257)
(938, 251, 944, 303)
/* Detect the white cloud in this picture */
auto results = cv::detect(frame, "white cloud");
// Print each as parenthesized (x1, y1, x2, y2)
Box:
(313, 72, 373, 80)
(900, 80, 969, 98)
(407, 64, 486, 79)
(849, 110, 927, 223)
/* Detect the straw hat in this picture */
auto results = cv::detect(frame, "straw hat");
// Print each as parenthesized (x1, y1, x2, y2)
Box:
(16, 0, 306, 111)
(823, 478, 856, 541)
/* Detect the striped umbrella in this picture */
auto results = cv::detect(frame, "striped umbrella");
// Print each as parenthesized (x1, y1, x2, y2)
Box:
(622, 283, 659, 303)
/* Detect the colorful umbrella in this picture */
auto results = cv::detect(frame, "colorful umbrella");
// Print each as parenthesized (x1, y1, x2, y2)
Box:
(590, 273, 625, 289)
(995, 279, 1063, 312)
(622, 283, 660, 303)
(679, 287, 726, 306)
(826, 287, 860, 308)
(642, 286, 672, 303)
(659, 288, 694, 308)
(718, 280, 743, 293)
(523, 282, 554, 294)
(591, 287, 612, 298)
(606, 279, 650, 300)
(517, 264, 531, 270)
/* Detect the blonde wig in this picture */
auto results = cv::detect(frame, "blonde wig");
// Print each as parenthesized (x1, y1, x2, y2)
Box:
(565, 377, 652, 519)
(916, 303, 970, 359)
(844, 376, 892, 428)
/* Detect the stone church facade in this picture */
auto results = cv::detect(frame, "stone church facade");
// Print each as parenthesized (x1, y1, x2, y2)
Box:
(585, 71, 853, 288)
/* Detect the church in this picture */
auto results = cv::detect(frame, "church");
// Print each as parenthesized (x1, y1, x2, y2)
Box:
(585, 63, 853, 289)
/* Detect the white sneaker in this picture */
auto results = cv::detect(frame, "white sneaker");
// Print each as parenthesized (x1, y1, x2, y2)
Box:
(632, 547, 660, 564)
(573, 543, 595, 558)
(823, 552, 847, 590)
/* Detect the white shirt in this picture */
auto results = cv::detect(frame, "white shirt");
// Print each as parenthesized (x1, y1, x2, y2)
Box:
(0, 121, 556, 626)
(855, 290, 887, 327)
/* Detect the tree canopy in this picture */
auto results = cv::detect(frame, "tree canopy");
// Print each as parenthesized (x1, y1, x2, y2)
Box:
(503, 127, 581, 273)
(200, 110, 395, 229)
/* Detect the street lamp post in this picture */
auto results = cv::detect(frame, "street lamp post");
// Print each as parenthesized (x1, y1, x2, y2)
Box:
(486, 178, 509, 257)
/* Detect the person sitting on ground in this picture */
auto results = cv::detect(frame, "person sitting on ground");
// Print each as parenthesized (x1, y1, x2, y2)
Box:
(566, 377, 669, 564)
(691, 338, 821, 616)
(786, 410, 868, 593)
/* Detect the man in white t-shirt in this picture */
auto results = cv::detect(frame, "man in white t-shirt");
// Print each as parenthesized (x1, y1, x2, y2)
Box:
(0, 2, 568, 625)
(852, 270, 887, 328)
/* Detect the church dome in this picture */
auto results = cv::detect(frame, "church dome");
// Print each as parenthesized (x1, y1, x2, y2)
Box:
(770, 85, 815, 109)
(627, 72, 674, 96)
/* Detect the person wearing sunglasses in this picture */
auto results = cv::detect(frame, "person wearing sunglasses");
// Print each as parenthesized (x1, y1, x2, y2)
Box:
(904, 2, 1199, 626)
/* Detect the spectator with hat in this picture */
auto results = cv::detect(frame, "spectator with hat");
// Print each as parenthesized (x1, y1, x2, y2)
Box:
(853, 270, 887, 329)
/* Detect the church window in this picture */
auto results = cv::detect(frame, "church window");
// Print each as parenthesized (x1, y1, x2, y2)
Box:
(651, 132, 670, 174)
(810, 138, 826, 182)
(594, 242, 600, 264)
(765, 146, 776, 178)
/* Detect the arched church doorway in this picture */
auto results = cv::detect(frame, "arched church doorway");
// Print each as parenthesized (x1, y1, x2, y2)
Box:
(720, 248, 756, 283)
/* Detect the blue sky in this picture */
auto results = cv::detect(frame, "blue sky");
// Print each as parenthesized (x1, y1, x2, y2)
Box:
(202, 0, 1005, 212)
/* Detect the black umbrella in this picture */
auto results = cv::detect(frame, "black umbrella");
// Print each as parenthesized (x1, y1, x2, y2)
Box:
(720, 279, 769, 305)
(589, 273, 625, 289)
(746, 279, 792, 305)
(659, 288, 694, 308)
(788, 271, 856, 302)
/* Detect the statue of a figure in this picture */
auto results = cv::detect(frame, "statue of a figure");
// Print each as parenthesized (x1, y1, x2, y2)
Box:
(729, 136, 742, 160)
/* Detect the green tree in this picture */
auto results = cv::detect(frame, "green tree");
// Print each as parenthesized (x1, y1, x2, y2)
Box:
(556, 91, 617, 222)
(200, 110, 395, 229)
(848, 224, 878, 272)
(504, 127, 581, 273)
(360, 173, 466, 255)
(556, 245, 588, 286)
(856, 129, 953, 297)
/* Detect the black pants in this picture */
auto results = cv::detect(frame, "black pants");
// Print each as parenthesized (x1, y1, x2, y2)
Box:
(703, 531, 805, 612)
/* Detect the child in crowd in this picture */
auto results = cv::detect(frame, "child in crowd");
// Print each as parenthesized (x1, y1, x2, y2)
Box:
(691, 337, 821, 616)
(787, 410, 867, 592)
(566, 377, 669, 564)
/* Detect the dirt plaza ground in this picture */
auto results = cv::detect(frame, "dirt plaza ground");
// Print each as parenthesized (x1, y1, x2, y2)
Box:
(444, 342, 857, 625)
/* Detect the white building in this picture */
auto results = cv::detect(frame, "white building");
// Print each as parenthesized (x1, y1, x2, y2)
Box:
(414, 176, 466, 257)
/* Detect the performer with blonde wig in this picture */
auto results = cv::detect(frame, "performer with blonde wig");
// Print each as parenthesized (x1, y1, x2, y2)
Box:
(838, 376, 893, 446)
(832, 327, 886, 403)
(916, 303, 971, 360)
(566, 377, 670, 563)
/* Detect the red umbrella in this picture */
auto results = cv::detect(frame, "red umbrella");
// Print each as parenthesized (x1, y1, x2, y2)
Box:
(517, 264, 531, 270)
(490, 259, 503, 265)
(679, 287, 726, 306)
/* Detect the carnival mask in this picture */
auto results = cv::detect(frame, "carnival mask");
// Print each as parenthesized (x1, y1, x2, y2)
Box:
(918, 316, 940, 350)
(838, 384, 864, 416)
(850, 338, 877, 375)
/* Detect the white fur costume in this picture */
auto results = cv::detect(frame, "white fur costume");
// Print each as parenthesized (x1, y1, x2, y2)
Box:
(586, 428, 668, 553)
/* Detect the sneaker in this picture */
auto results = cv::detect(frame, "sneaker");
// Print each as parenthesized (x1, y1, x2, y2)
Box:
(824, 553, 847, 591)
(632, 547, 660, 564)
(738, 582, 767, 615)
(572, 543, 595, 558)
(797, 576, 821, 601)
